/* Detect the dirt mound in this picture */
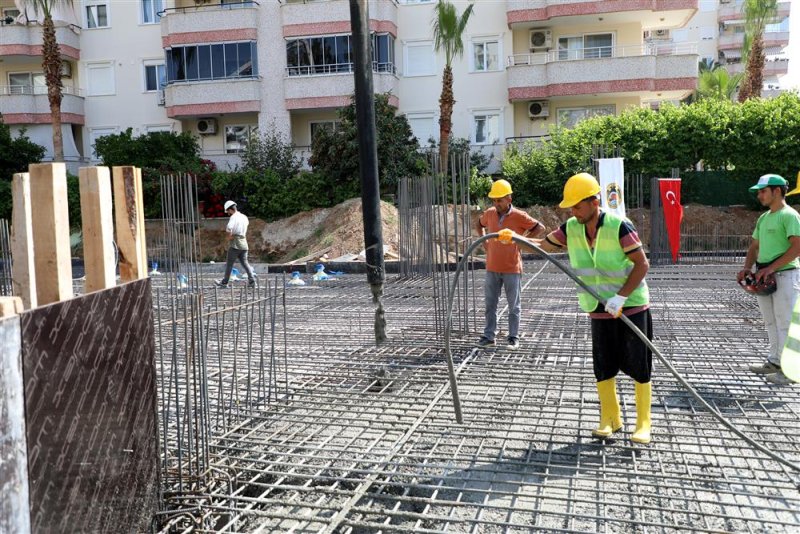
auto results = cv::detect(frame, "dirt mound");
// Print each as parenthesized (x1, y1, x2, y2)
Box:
(254, 198, 399, 263)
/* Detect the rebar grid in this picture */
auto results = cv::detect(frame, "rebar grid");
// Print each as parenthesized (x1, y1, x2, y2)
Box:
(0, 219, 12, 296)
(156, 263, 800, 533)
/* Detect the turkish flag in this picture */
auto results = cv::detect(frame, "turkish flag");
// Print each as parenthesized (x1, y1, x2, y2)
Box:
(659, 179, 683, 262)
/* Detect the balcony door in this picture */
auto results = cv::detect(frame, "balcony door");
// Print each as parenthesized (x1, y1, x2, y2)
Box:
(557, 33, 613, 61)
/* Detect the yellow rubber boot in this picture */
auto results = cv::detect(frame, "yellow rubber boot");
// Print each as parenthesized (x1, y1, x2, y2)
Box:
(592, 378, 622, 438)
(632, 381, 652, 444)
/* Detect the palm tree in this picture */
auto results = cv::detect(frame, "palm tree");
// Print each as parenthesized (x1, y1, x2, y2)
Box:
(432, 0, 474, 168)
(19, 0, 73, 161)
(697, 66, 744, 101)
(738, 0, 778, 102)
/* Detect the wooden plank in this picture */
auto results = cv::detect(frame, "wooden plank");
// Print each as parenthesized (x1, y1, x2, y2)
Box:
(79, 166, 116, 292)
(112, 166, 147, 282)
(10, 173, 37, 309)
(28, 163, 72, 305)
(0, 296, 23, 318)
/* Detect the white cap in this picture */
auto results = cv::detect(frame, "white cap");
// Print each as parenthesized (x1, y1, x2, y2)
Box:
(224, 200, 236, 211)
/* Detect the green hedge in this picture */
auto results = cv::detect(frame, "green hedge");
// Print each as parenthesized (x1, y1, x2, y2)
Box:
(502, 93, 800, 206)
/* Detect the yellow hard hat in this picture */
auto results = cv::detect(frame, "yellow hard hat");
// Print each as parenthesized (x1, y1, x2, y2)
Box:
(488, 179, 513, 199)
(788, 171, 800, 197)
(559, 172, 600, 208)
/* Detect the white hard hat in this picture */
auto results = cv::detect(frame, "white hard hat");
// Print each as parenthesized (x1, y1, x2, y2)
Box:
(224, 200, 236, 211)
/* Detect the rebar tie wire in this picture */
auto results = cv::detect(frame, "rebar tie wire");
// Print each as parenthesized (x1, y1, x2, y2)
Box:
(443, 232, 800, 475)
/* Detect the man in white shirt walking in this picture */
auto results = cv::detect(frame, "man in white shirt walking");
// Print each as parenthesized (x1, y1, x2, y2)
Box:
(216, 200, 257, 288)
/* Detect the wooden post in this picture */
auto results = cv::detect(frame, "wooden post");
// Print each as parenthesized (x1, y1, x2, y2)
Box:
(79, 167, 116, 292)
(0, 296, 23, 318)
(28, 163, 72, 305)
(112, 166, 147, 282)
(10, 173, 37, 309)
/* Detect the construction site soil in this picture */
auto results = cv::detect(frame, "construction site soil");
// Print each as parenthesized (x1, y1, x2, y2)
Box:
(194, 200, 762, 264)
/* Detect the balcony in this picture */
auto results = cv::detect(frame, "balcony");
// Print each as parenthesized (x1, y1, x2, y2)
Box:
(507, 43, 697, 100)
(718, 0, 790, 22)
(718, 30, 789, 50)
(0, 24, 80, 59)
(164, 78, 261, 118)
(506, 0, 698, 29)
(161, 1, 259, 46)
(726, 60, 789, 76)
(0, 85, 84, 124)
(284, 68, 398, 109)
(281, 0, 397, 37)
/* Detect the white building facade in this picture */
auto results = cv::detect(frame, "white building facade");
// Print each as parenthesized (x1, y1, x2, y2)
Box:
(0, 0, 791, 173)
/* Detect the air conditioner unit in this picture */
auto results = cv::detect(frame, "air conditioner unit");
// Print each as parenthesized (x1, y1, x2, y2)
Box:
(644, 29, 670, 40)
(197, 118, 217, 135)
(529, 29, 552, 50)
(528, 100, 549, 119)
(60, 61, 72, 78)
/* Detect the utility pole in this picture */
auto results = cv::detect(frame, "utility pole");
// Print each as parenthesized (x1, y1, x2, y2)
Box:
(348, 0, 386, 344)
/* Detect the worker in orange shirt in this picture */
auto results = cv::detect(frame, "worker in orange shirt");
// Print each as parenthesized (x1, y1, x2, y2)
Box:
(474, 179, 545, 349)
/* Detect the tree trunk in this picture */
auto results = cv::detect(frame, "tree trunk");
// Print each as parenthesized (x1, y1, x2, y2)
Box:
(438, 65, 454, 173)
(42, 13, 64, 162)
(738, 34, 765, 102)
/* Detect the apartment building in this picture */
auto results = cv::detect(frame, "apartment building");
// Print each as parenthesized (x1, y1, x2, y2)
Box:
(681, 0, 790, 98)
(0, 0, 786, 174)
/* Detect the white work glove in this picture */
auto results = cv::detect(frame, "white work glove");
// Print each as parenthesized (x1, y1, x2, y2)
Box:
(497, 228, 515, 244)
(604, 294, 627, 318)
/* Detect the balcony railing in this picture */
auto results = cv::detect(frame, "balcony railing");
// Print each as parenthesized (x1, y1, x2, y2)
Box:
(286, 62, 396, 77)
(0, 85, 84, 97)
(158, 1, 259, 15)
(508, 42, 697, 66)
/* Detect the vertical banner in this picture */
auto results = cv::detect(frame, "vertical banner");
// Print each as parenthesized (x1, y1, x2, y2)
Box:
(658, 179, 683, 263)
(597, 158, 626, 218)
(781, 296, 800, 383)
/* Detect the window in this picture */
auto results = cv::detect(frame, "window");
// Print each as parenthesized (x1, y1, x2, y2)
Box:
(166, 42, 258, 83)
(222, 0, 251, 9)
(557, 105, 615, 129)
(310, 121, 341, 142)
(766, 17, 789, 33)
(557, 33, 612, 60)
(8, 72, 45, 95)
(144, 63, 166, 92)
(472, 38, 500, 72)
(87, 62, 115, 96)
(225, 125, 257, 154)
(700, 26, 715, 40)
(404, 41, 435, 76)
(405, 112, 437, 145)
(473, 111, 500, 145)
(285, 33, 394, 76)
(89, 128, 117, 161)
(86, 2, 109, 29)
(2, 8, 19, 25)
(141, 0, 162, 24)
(146, 124, 173, 133)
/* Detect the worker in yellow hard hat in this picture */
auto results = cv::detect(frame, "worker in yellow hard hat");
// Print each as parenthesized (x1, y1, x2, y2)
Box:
(474, 179, 545, 350)
(532, 172, 654, 444)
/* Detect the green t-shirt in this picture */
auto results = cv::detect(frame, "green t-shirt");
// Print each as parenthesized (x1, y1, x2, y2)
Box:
(753, 205, 800, 271)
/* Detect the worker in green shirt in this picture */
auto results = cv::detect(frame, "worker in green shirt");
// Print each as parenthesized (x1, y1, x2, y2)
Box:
(738, 174, 800, 385)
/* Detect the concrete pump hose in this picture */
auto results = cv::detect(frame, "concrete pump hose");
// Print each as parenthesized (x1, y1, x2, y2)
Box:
(443, 232, 800, 474)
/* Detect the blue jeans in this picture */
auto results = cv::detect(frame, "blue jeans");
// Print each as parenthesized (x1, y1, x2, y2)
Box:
(483, 271, 522, 341)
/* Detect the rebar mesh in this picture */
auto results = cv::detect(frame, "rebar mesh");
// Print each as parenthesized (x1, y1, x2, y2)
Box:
(0, 219, 12, 296)
(154, 263, 800, 533)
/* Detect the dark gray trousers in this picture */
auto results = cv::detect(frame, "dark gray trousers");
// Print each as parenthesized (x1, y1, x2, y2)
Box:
(221, 247, 255, 284)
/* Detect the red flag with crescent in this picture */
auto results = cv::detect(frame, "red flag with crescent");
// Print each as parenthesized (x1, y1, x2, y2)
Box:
(659, 179, 683, 262)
